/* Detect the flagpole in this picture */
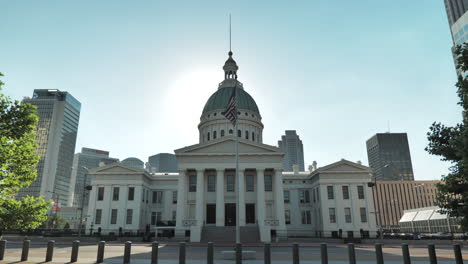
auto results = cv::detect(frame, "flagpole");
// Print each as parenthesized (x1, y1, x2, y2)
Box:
(235, 84, 240, 244)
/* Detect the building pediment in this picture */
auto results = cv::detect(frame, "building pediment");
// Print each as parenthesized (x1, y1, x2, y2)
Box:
(90, 163, 147, 175)
(175, 136, 282, 156)
(315, 159, 371, 174)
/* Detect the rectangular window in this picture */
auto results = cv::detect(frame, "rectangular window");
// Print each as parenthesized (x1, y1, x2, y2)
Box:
(246, 175, 254, 192)
(329, 208, 336, 223)
(284, 190, 290, 203)
(97, 187, 104, 201)
(342, 186, 349, 200)
(305, 190, 310, 203)
(345, 207, 352, 223)
(142, 189, 145, 202)
(152, 191, 163, 204)
(312, 189, 316, 203)
(172, 211, 176, 221)
(151, 212, 156, 225)
(227, 175, 235, 192)
(208, 175, 216, 192)
(360, 207, 367, 223)
(264, 175, 272, 191)
(111, 209, 118, 224)
(189, 175, 197, 192)
(285, 210, 291, 225)
(357, 185, 365, 199)
(316, 187, 320, 201)
(156, 212, 162, 224)
(301, 210, 311, 224)
(173, 191, 177, 204)
(327, 186, 334, 199)
(126, 209, 133, 224)
(128, 187, 135, 201)
(300, 190, 310, 203)
(95, 209, 102, 224)
(113, 187, 120, 201)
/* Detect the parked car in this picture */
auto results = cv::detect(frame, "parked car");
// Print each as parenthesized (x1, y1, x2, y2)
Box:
(431, 232, 453, 240)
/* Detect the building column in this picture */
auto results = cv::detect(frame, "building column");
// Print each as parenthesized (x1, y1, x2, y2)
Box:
(257, 169, 266, 226)
(216, 169, 225, 226)
(257, 169, 269, 242)
(175, 170, 187, 239)
(195, 170, 205, 226)
(274, 169, 287, 240)
(239, 170, 246, 226)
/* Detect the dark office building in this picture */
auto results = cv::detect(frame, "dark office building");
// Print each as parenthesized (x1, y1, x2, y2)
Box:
(366, 133, 414, 181)
(148, 153, 178, 172)
(278, 130, 305, 171)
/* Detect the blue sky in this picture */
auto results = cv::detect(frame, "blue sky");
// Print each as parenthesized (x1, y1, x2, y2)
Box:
(1, 1, 460, 180)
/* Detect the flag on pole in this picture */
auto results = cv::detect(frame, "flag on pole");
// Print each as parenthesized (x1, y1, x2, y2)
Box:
(222, 87, 237, 126)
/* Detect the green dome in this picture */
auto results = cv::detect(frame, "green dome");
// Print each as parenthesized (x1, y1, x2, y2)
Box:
(202, 86, 260, 116)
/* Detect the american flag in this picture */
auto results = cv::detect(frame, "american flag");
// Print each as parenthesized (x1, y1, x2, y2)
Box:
(222, 87, 237, 126)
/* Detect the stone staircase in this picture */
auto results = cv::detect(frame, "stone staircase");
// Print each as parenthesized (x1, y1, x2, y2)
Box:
(201, 225, 260, 243)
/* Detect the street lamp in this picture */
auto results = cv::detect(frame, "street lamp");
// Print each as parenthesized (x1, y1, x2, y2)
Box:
(368, 173, 383, 240)
(78, 167, 91, 237)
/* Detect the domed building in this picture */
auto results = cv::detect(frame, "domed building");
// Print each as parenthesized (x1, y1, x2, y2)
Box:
(85, 50, 377, 243)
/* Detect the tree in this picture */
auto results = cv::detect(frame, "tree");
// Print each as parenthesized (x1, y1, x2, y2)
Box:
(0, 73, 49, 236)
(426, 43, 468, 230)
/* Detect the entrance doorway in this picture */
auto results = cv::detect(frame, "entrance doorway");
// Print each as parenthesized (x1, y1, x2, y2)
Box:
(225, 203, 236, 226)
(246, 204, 255, 224)
(206, 204, 216, 224)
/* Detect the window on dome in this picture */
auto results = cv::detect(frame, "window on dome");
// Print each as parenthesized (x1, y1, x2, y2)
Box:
(221, 130, 225, 137)
(252, 114, 254, 118)
(252, 132, 255, 141)
(213, 131, 217, 139)
(245, 112, 248, 116)
(214, 113, 217, 116)
(245, 130, 249, 139)
(237, 129, 241, 137)
(208, 114, 210, 118)
(207, 132, 210, 141)
(229, 129, 233, 134)
(237, 112, 240, 115)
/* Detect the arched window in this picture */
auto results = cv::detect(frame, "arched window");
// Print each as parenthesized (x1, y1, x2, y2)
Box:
(237, 129, 241, 137)
(213, 131, 217, 139)
(221, 130, 225, 137)
(245, 130, 249, 139)
(229, 129, 233, 134)
(207, 132, 210, 141)
(252, 132, 255, 141)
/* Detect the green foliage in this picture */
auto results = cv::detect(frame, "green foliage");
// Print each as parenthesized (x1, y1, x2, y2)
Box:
(426, 43, 468, 230)
(0, 73, 49, 234)
(44, 213, 66, 229)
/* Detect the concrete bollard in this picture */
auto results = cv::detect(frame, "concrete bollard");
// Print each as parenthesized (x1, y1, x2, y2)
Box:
(97, 241, 105, 263)
(320, 243, 328, 264)
(21, 239, 30, 262)
(348, 243, 356, 264)
(70, 240, 80, 263)
(0, 240, 6, 261)
(152, 241, 159, 264)
(375, 243, 384, 264)
(402, 244, 411, 264)
(454, 244, 463, 264)
(293, 243, 299, 264)
(45, 240, 55, 262)
(179, 242, 186, 264)
(428, 244, 437, 264)
(264, 243, 271, 264)
(236, 243, 242, 264)
(124, 241, 132, 264)
(207, 242, 213, 264)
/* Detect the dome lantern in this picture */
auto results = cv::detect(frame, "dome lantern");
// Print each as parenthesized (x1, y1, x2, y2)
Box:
(223, 51, 238, 80)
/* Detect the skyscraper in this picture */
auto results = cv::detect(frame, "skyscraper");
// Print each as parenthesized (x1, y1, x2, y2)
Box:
(278, 130, 305, 171)
(19, 89, 81, 206)
(148, 153, 178, 172)
(68, 147, 119, 207)
(444, 0, 468, 73)
(366, 133, 414, 181)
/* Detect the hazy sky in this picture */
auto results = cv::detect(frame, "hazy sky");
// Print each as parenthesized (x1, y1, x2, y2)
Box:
(1, 1, 460, 180)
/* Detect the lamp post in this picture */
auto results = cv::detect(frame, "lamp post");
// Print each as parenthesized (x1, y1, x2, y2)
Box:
(78, 167, 90, 237)
(368, 173, 383, 240)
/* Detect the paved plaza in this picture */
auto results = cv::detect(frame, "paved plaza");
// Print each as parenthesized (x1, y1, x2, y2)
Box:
(1, 239, 468, 264)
